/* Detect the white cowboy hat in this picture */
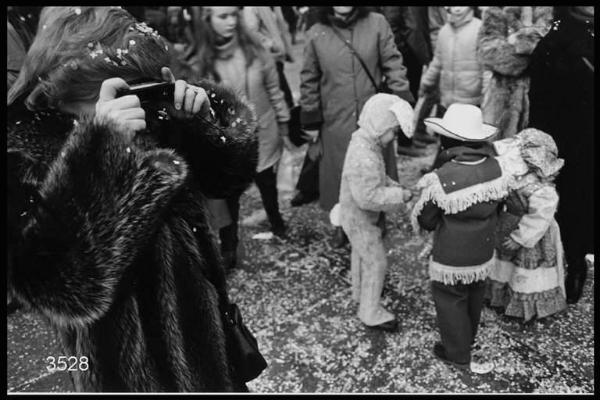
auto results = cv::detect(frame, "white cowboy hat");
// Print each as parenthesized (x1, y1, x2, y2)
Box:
(424, 103, 497, 141)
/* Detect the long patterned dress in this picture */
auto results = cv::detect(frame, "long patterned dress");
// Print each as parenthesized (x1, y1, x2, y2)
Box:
(486, 173, 567, 321)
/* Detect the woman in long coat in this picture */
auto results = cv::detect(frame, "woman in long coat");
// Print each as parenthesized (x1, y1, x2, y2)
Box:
(527, 6, 594, 304)
(299, 6, 413, 243)
(7, 7, 258, 392)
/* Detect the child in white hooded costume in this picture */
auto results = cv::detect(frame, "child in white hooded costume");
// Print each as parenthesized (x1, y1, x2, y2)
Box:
(339, 93, 414, 331)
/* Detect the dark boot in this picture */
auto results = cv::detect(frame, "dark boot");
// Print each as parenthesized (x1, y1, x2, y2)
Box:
(290, 191, 318, 207)
(565, 267, 587, 304)
(222, 250, 237, 271)
(255, 166, 287, 238)
(332, 226, 349, 248)
(7, 299, 22, 315)
(272, 221, 288, 239)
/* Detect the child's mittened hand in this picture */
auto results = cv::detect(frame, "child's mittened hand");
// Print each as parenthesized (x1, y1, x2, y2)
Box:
(503, 236, 521, 251)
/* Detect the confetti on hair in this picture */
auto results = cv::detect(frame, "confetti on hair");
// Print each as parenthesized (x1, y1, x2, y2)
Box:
(74, 8, 82, 15)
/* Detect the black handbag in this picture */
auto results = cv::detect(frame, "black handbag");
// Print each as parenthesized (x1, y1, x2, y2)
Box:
(287, 105, 306, 147)
(203, 251, 267, 383)
(222, 302, 267, 382)
(330, 26, 392, 94)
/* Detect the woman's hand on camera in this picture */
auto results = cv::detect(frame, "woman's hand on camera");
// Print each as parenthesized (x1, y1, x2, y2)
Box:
(95, 78, 146, 141)
(161, 67, 210, 120)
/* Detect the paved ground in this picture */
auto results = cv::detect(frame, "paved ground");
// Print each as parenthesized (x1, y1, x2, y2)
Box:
(7, 33, 595, 394)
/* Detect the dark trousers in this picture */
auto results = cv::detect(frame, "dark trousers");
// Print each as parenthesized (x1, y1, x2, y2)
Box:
(295, 151, 319, 197)
(431, 280, 486, 365)
(397, 47, 424, 147)
(220, 166, 284, 251)
(255, 165, 284, 230)
(219, 196, 240, 253)
(275, 61, 294, 108)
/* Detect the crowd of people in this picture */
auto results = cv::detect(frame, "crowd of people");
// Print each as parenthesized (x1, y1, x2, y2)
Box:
(6, 5, 594, 392)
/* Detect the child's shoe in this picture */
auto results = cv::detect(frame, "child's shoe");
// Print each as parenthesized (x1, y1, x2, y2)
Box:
(433, 342, 494, 375)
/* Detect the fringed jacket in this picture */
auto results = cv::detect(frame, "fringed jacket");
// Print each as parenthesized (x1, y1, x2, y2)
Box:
(412, 145, 510, 285)
(7, 81, 258, 392)
(478, 6, 554, 139)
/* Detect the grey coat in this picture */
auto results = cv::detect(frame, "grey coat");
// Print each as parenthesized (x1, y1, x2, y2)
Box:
(300, 11, 413, 211)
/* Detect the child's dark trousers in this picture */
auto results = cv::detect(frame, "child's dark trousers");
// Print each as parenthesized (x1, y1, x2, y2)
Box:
(431, 280, 486, 364)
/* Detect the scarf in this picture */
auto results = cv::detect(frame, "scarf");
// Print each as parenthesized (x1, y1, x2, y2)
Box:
(214, 34, 239, 60)
(328, 8, 360, 29)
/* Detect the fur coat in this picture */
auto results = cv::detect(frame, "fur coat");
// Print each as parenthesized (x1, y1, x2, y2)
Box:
(7, 81, 259, 392)
(478, 6, 554, 139)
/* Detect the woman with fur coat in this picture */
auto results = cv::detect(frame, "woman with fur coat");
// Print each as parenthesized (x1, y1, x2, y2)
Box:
(7, 7, 258, 392)
(478, 6, 554, 139)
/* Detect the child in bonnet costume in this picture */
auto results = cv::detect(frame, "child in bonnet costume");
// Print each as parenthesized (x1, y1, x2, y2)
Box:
(411, 103, 509, 374)
(338, 93, 414, 332)
(487, 128, 567, 321)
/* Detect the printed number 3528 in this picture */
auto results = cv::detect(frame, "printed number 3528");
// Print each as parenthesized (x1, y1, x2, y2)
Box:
(47, 356, 89, 372)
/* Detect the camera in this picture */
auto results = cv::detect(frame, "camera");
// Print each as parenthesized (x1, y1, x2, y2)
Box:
(117, 80, 175, 107)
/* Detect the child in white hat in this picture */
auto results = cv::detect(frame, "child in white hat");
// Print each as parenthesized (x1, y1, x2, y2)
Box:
(412, 103, 509, 374)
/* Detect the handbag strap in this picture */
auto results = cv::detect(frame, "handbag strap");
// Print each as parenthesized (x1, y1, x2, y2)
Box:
(330, 25, 379, 92)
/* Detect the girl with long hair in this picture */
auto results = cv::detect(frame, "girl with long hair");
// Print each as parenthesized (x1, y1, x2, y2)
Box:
(180, 6, 292, 269)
